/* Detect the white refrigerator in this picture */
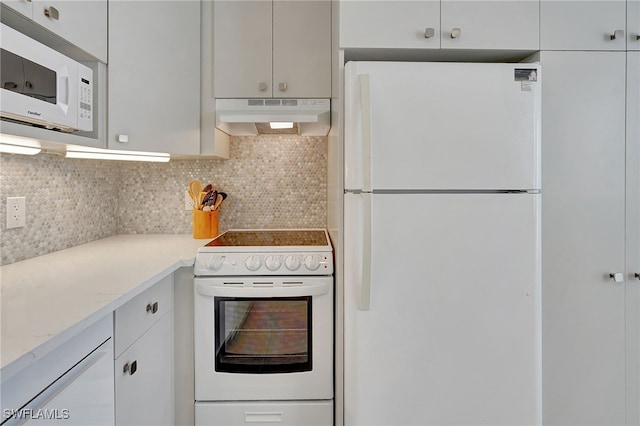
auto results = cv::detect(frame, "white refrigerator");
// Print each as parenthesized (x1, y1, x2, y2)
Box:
(343, 62, 541, 425)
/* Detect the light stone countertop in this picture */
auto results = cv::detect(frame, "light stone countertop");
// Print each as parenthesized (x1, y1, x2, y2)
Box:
(0, 234, 208, 382)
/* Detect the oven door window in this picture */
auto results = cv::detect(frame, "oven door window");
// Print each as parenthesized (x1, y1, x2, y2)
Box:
(214, 297, 312, 374)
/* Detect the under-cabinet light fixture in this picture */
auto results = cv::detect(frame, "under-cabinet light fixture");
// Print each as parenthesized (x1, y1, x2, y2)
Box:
(269, 122, 294, 129)
(0, 135, 42, 155)
(65, 146, 170, 162)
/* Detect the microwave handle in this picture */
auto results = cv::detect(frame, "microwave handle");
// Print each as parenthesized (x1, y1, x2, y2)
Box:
(58, 75, 69, 106)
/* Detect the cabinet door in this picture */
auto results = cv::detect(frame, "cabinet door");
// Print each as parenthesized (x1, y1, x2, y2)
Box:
(108, 1, 200, 155)
(540, 1, 626, 50)
(1, 0, 33, 19)
(627, 51, 640, 426)
(440, 0, 538, 50)
(541, 51, 626, 426)
(115, 313, 173, 426)
(630, 0, 640, 50)
(32, 0, 107, 62)
(273, 0, 331, 98)
(213, 0, 272, 98)
(338, 1, 440, 49)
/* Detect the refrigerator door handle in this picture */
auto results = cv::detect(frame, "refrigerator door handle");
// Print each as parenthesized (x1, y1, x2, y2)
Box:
(360, 74, 373, 192)
(360, 192, 373, 311)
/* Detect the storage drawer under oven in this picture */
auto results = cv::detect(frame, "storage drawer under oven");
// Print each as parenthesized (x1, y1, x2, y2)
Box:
(195, 400, 333, 426)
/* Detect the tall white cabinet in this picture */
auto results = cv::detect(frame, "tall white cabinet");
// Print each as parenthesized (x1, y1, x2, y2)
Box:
(540, 51, 627, 425)
(540, 5, 640, 423)
(627, 51, 640, 425)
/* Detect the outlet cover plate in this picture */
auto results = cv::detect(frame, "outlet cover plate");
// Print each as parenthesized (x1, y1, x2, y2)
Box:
(7, 197, 26, 229)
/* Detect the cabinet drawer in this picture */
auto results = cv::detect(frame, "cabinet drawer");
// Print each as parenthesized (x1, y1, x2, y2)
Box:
(114, 275, 173, 358)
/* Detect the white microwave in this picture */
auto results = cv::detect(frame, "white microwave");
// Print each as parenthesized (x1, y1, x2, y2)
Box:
(0, 23, 92, 132)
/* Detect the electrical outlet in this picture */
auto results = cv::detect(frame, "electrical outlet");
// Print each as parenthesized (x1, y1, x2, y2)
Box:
(6, 197, 26, 229)
(185, 190, 194, 211)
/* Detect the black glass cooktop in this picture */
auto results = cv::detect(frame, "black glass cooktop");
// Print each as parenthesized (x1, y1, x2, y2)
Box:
(204, 230, 328, 247)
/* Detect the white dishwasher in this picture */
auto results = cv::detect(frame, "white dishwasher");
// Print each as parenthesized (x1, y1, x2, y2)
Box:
(1, 315, 115, 426)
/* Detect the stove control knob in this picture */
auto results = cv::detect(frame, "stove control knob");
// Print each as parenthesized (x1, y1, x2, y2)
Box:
(304, 254, 321, 271)
(265, 255, 283, 271)
(284, 255, 301, 271)
(207, 255, 225, 271)
(245, 255, 263, 271)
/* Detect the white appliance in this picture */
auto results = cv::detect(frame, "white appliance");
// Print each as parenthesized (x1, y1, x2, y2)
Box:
(0, 23, 93, 132)
(343, 62, 541, 425)
(215, 98, 330, 136)
(194, 229, 334, 426)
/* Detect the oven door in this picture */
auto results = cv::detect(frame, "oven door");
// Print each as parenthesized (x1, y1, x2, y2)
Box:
(194, 276, 333, 401)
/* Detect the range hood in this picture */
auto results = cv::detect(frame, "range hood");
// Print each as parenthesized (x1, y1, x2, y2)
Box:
(215, 98, 330, 136)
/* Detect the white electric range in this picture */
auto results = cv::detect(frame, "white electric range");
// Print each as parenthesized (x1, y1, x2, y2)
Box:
(193, 229, 334, 426)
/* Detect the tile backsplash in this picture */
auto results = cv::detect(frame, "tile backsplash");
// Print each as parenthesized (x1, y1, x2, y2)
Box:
(0, 135, 327, 266)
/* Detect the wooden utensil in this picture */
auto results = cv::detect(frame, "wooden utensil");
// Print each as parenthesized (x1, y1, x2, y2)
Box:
(188, 180, 202, 209)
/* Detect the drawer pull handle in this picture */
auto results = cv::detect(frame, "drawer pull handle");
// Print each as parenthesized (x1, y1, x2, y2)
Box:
(123, 360, 138, 375)
(451, 28, 462, 39)
(278, 82, 287, 91)
(609, 272, 624, 283)
(424, 27, 435, 39)
(44, 6, 59, 20)
(146, 302, 159, 314)
(635, 273, 640, 280)
(610, 29, 624, 40)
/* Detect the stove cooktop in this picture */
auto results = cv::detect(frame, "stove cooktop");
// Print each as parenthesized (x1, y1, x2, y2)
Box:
(195, 229, 333, 276)
(204, 229, 328, 248)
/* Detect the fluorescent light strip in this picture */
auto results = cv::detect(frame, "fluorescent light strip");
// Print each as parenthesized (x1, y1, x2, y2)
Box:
(65, 145, 170, 162)
(0, 143, 42, 155)
(0, 135, 42, 155)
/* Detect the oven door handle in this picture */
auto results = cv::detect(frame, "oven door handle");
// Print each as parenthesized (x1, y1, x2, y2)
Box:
(196, 281, 331, 298)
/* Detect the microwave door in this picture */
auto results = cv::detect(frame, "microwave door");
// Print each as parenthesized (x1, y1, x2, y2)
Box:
(1, 49, 25, 94)
(22, 58, 57, 105)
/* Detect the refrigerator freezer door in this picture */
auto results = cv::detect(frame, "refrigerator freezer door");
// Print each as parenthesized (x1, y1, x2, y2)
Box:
(344, 61, 541, 191)
(344, 192, 541, 425)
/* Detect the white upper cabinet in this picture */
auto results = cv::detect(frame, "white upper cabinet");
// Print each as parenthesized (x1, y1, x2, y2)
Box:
(108, 1, 201, 155)
(272, 0, 331, 98)
(630, 0, 640, 50)
(339, 1, 441, 49)
(339, 0, 539, 51)
(440, 1, 539, 50)
(213, 0, 272, 98)
(1, 0, 107, 62)
(540, 1, 627, 50)
(213, 0, 331, 99)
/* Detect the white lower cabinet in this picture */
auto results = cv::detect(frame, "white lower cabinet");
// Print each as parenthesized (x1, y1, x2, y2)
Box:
(114, 276, 174, 426)
(0, 316, 114, 426)
(195, 401, 333, 426)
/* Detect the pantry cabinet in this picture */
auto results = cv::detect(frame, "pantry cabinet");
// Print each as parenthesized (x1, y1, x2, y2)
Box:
(114, 275, 174, 426)
(540, 0, 627, 50)
(339, 0, 538, 51)
(540, 50, 632, 426)
(108, 0, 200, 155)
(627, 51, 640, 426)
(0, 0, 107, 62)
(213, 0, 331, 98)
